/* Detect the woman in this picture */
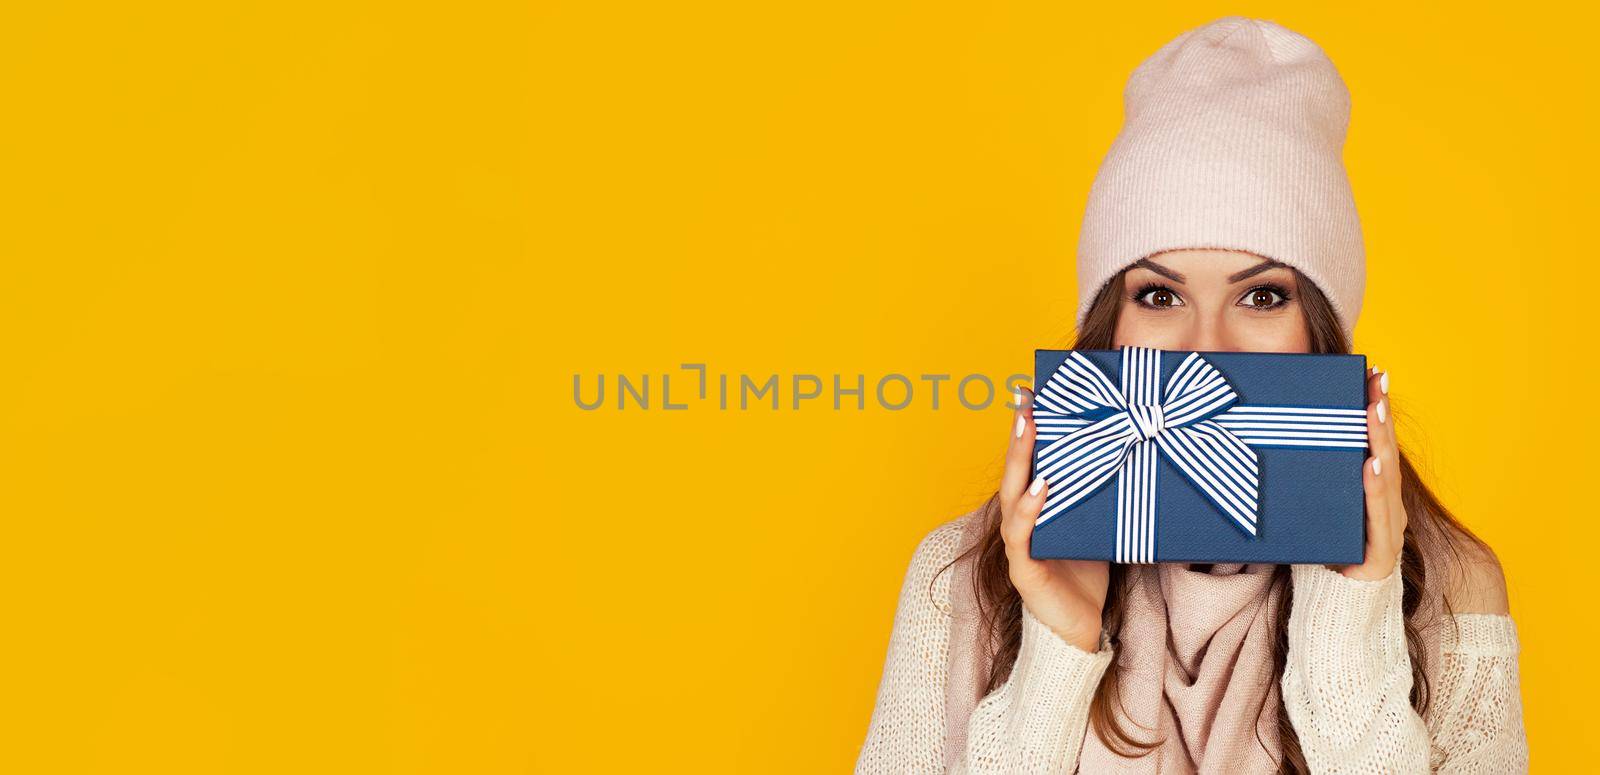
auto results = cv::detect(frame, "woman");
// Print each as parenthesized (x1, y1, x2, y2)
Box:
(855, 17, 1527, 774)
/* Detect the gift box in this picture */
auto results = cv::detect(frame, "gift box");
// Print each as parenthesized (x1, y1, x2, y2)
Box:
(1029, 346, 1369, 565)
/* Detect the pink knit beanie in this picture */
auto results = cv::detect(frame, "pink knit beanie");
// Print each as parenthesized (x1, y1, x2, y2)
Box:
(1075, 16, 1366, 337)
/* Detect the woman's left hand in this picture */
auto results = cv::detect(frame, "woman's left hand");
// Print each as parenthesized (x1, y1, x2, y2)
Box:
(1329, 367, 1405, 581)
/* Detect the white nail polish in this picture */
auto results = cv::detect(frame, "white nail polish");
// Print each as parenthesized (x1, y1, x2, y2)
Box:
(1029, 477, 1045, 496)
(1376, 399, 1387, 424)
(1015, 414, 1025, 438)
(1380, 371, 1389, 395)
(1371, 457, 1382, 476)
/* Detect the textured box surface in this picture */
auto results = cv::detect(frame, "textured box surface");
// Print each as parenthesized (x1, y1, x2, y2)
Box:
(1030, 347, 1369, 565)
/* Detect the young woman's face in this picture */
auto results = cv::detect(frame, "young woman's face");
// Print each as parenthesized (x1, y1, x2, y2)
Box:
(1111, 249, 1311, 353)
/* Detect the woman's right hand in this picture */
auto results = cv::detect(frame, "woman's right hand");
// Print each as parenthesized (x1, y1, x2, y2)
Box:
(1000, 385, 1110, 654)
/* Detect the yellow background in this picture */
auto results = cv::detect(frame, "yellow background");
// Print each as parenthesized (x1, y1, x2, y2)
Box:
(3, 2, 1593, 772)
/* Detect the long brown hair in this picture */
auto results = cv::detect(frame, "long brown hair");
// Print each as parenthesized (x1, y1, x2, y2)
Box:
(940, 265, 1495, 773)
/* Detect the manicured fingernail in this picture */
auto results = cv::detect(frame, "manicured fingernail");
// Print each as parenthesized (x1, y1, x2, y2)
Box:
(1379, 371, 1389, 395)
(1370, 365, 1378, 375)
(1029, 477, 1045, 496)
(1371, 457, 1382, 476)
(1376, 399, 1387, 424)
(1015, 414, 1025, 438)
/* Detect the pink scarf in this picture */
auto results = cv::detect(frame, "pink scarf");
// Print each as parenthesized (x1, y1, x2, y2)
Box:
(942, 508, 1449, 773)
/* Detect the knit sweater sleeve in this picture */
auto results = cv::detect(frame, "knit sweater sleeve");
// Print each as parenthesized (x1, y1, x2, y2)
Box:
(855, 518, 1115, 774)
(1281, 561, 1529, 773)
(1424, 613, 1528, 773)
(1282, 560, 1431, 771)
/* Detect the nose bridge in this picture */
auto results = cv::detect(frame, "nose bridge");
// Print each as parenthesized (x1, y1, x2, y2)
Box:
(1184, 305, 1231, 352)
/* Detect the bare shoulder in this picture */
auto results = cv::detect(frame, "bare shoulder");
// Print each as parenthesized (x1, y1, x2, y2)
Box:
(1441, 526, 1512, 616)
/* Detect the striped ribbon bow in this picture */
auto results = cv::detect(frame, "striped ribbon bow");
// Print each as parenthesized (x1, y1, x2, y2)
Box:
(1032, 346, 1367, 563)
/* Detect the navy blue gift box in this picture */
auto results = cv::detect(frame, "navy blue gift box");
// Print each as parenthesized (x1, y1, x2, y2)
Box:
(1029, 346, 1369, 565)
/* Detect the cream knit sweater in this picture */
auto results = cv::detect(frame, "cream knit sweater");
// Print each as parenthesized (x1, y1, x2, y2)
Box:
(855, 514, 1528, 773)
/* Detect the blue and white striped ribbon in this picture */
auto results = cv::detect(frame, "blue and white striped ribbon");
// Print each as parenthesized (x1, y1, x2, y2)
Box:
(1032, 347, 1367, 564)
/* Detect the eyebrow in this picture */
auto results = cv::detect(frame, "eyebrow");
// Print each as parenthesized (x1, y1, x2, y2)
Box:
(1130, 257, 1290, 284)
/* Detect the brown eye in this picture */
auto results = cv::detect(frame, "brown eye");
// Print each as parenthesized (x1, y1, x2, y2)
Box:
(1134, 286, 1184, 308)
(1239, 286, 1287, 309)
